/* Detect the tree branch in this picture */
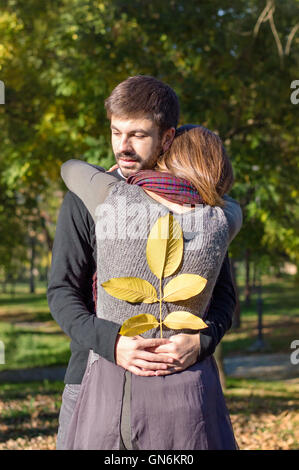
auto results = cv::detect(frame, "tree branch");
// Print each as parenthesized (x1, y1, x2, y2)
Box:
(253, 0, 274, 38)
(268, 7, 284, 66)
(285, 23, 299, 55)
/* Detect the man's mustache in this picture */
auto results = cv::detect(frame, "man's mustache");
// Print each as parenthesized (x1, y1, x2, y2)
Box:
(116, 153, 140, 162)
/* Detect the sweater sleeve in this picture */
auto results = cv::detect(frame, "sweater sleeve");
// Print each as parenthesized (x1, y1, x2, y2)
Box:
(47, 191, 121, 363)
(222, 194, 243, 243)
(61, 159, 119, 221)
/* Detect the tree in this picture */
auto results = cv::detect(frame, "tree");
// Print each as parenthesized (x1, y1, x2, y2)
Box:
(0, 0, 298, 304)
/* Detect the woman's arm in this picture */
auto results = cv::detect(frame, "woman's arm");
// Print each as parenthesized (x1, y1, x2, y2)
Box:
(61, 159, 119, 220)
(222, 195, 243, 243)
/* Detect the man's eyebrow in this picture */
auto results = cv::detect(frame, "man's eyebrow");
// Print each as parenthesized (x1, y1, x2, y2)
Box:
(110, 125, 150, 134)
(131, 129, 150, 134)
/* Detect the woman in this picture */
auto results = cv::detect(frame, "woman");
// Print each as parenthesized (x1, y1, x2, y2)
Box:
(60, 126, 242, 450)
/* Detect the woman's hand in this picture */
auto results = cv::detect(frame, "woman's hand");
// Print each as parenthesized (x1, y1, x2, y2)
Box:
(115, 334, 176, 376)
(146, 333, 201, 375)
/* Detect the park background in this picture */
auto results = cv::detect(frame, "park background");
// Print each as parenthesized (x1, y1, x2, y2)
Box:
(0, 0, 298, 450)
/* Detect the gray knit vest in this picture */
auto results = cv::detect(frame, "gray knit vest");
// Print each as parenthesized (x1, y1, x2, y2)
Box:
(95, 181, 242, 338)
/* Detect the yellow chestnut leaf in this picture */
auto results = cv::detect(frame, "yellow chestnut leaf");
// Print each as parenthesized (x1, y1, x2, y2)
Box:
(119, 314, 160, 336)
(101, 277, 158, 303)
(146, 213, 183, 279)
(163, 274, 207, 302)
(163, 311, 208, 330)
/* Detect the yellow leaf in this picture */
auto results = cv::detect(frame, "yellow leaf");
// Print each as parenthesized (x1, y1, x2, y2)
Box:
(146, 213, 183, 279)
(163, 311, 208, 330)
(119, 314, 160, 336)
(101, 277, 158, 303)
(163, 274, 207, 302)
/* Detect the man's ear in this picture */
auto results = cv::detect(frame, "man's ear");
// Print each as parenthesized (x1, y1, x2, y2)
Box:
(161, 127, 175, 153)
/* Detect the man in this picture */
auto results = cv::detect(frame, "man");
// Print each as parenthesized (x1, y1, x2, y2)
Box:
(47, 75, 236, 449)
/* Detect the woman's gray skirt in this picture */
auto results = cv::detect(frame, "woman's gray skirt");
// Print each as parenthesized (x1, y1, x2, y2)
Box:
(64, 350, 238, 450)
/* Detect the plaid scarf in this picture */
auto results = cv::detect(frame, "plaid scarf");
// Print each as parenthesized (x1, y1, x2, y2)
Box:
(126, 170, 204, 205)
(92, 169, 204, 313)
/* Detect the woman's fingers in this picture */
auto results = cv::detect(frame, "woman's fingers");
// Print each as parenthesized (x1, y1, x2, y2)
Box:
(137, 350, 175, 364)
(115, 334, 175, 374)
(128, 364, 178, 377)
(134, 359, 170, 370)
(129, 366, 156, 377)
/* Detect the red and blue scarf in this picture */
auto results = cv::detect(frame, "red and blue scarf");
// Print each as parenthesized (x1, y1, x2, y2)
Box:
(126, 170, 204, 205)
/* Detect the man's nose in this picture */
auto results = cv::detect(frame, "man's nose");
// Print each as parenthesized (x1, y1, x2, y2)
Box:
(118, 135, 132, 153)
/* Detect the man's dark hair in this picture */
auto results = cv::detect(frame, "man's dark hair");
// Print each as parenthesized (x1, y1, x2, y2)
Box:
(105, 75, 180, 135)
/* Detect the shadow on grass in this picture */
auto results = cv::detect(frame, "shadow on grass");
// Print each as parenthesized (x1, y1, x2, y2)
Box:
(5, 328, 66, 336)
(0, 294, 47, 307)
(1, 410, 59, 427)
(0, 312, 53, 323)
(0, 425, 58, 443)
(0, 388, 64, 401)
(240, 299, 299, 317)
(225, 393, 299, 416)
(223, 314, 299, 355)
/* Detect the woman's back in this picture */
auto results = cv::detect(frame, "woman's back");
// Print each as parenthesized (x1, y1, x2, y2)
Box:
(61, 160, 242, 338)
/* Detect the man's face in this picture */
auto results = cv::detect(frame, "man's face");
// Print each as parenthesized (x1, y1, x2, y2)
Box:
(110, 115, 172, 178)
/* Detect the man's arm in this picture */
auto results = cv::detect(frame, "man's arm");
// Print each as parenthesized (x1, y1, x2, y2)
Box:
(198, 251, 236, 360)
(47, 190, 121, 362)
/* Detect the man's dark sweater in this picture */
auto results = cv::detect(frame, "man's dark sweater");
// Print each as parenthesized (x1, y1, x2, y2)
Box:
(47, 169, 236, 384)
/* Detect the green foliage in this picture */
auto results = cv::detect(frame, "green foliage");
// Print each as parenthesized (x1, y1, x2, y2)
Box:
(0, 0, 298, 274)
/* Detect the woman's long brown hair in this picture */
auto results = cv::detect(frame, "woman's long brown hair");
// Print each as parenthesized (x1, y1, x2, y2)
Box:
(156, 126, 234, 207)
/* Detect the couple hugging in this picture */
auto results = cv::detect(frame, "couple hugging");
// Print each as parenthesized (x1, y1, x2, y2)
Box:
(48, 75, 242, 450)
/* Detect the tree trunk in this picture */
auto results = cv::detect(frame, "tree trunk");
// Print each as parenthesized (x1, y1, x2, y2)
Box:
(244, 249, 251, 307)
(10, 281, 16, 296)
(230, 259, 241, 328)
(252, 262, 257, 291)
(29, 236, 36, 294)
(214, 343, 226, 390)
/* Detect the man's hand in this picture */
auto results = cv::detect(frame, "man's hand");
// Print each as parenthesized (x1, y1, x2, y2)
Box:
(107, 164, 119, 172)
(146, 333, 201, 375)
(115, 334, 176, 376)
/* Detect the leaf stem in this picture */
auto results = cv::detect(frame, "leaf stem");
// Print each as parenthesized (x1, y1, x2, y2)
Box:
(159, 277, 163, 338)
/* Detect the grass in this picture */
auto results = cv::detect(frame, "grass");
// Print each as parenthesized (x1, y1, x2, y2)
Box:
(0, 283, 70, 371)
(222, 274, 299, 356)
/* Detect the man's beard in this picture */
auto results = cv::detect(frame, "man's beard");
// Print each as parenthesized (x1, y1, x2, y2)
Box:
(115, 152, 141, 178)
(115, 147, 162, 178)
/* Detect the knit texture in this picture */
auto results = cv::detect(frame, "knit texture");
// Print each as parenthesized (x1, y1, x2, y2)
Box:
(95, 181, 241, 338)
